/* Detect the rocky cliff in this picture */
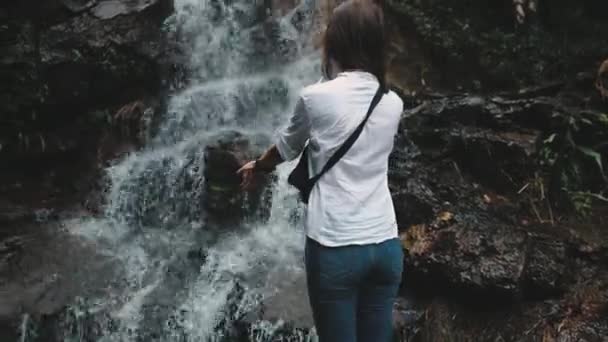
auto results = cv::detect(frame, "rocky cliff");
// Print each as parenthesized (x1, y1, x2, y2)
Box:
(382, 0, 608, 340)
(0, 0, 175, 218)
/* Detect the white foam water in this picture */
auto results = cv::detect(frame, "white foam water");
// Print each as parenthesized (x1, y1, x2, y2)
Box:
(22, 1, 322, 341)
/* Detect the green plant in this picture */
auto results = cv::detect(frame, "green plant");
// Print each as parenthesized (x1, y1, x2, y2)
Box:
(538, 110, 608, 217)
(567, 191, 608, 217)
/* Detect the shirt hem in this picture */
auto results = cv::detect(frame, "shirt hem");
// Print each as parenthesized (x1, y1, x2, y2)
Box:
(306, 223, 398, 247)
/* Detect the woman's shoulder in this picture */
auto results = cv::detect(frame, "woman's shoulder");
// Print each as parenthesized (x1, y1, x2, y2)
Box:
(300, 77, 341, 99)
(383, 90, 404, 113)
(298, 77, 404, 115)
(297, 78, 345, 113)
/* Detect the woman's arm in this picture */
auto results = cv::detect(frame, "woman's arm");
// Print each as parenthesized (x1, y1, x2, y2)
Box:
(237, 95, 311, 190)
(256, 144, 284, 170)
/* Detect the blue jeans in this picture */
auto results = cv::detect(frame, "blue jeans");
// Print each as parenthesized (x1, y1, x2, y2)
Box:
(305, 237, 403, 342)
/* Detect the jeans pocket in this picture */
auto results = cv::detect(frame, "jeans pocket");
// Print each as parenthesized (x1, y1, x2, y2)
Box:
(319, 251, 355, 286)
(307, 240, 357, 288)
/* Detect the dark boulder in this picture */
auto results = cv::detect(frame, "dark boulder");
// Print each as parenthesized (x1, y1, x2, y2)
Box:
(391, 88, 607, 225)
(0, 222, 121, 341)
(203, 131, 275, 225)
(1, 0, 174, 145)
(391, 84, 608, 297)
(388, 68, 608, 339)
(0, 0, 174, 212)
(401, 94, 543, 192)
(411, 285, 608, 342)
(401, 214, 528, 298)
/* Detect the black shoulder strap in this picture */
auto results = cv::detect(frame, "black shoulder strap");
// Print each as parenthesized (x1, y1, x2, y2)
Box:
(311, 86, 384, 182)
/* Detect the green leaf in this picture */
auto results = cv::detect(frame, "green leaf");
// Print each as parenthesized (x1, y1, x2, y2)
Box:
(577, 146, 605, 177)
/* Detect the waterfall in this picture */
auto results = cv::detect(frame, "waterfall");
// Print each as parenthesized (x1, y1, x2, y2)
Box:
(21, 1, 321, 341)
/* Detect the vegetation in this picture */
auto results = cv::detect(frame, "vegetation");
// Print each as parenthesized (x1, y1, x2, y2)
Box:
(539, 110, 608, 216)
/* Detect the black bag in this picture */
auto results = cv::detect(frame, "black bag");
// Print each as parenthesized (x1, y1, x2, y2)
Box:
(288, 86, 384, 203)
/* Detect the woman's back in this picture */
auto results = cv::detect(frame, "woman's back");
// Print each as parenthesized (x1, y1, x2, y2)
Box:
(296, 70, 404, 246)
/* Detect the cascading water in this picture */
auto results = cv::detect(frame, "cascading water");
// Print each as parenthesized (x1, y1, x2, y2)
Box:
(20, 1, 321, 341)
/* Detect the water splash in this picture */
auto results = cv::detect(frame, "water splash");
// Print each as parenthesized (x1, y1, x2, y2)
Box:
(19, 314, 34, 342)
(29, 1, 321, 341)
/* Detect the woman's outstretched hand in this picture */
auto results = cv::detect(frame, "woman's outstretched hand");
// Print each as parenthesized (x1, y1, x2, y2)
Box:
(236, 145, 284, 191)
(236, 160, 257, 190)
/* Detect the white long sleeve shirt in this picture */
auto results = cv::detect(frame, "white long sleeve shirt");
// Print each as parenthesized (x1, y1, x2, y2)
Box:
(275, 71, 404, 247)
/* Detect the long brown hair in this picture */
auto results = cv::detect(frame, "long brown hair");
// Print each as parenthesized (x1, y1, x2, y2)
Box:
(323, 0, 387, 92)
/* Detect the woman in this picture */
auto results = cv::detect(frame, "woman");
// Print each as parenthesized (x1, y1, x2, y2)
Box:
(237, 1, 404, 341)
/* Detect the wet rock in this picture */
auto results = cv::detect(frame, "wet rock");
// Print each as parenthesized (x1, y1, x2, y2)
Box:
(393, 89, 608, 213)
(233, 272, 314, 341)
(522, 235, 569, 299)
(2, 0, 173, 133)
(0, 222, 122, 341)
(390, 90, 604, 301)
(393, 297, 425, 341)
(389, 82, 608, 339)
(391, 180, 437, 230)
(410, 283, 608, 342)
(398, 203, 604, 302)
(0, 0, 174, 212)
(97, 98, 161, 164)
(35, 0, 172, 112)
(203, 131, 276, 225)
(401, 215, 528, 298)
(402, 94, 542, 193)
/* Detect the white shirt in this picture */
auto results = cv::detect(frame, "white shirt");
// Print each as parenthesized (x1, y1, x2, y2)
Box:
(275, 71, 404, 247)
